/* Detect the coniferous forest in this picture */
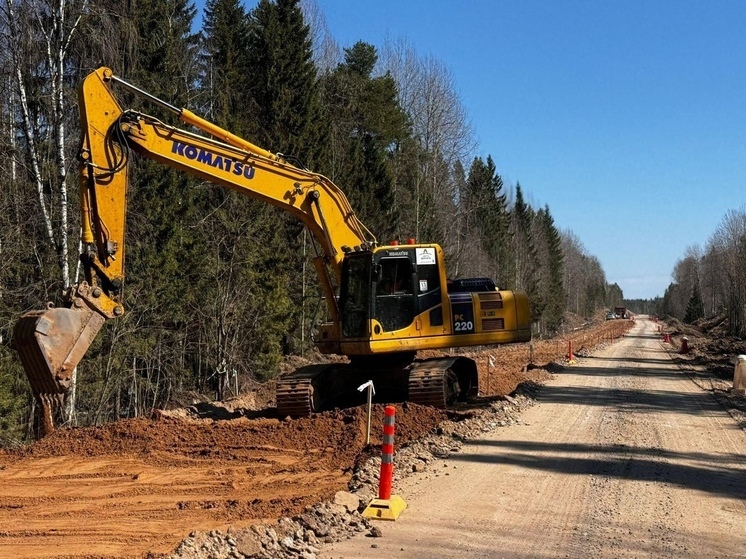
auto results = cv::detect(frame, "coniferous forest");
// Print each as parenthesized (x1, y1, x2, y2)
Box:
(0, 0, 622, 442)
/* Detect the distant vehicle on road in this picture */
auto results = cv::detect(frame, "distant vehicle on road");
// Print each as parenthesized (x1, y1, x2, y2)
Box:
(606, 312, 616, 320)
(614, 306, 628, 319)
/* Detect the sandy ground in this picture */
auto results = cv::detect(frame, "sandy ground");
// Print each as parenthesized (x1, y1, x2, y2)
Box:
(321, 318, 746, 558)
(0, 406, 443, 559)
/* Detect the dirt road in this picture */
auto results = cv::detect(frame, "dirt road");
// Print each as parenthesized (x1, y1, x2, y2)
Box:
(322, 318, 746, 558)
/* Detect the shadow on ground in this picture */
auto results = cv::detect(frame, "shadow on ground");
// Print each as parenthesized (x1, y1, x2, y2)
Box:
(453, 438, 745, 499)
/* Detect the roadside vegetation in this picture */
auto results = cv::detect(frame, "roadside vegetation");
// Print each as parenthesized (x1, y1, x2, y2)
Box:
(627, 205, 746, 339)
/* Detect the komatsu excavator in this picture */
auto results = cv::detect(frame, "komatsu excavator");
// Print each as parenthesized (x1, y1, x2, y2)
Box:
(14, 67, 531, 430)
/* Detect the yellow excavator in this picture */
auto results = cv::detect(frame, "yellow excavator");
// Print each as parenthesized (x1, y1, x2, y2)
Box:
(14, 67, 531, 429)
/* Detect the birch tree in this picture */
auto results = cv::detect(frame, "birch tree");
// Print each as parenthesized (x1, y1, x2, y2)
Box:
(381, 37, 475, 251)
(1, 0, 89, 424)
(3, 0, 87, 289)
(709, 208, 746, 335)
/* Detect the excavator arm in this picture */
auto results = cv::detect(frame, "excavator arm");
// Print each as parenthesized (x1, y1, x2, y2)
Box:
(80, 67, 374, 304)
(14, 67, 375, 428)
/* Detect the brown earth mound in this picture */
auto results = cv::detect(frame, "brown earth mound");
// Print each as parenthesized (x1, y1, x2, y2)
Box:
(0, 404, 445, 559)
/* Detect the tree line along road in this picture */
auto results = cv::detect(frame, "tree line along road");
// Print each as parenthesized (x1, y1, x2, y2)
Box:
(321, 317, 746, 559)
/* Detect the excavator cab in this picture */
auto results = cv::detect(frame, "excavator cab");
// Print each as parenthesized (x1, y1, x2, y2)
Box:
(332, 244, 449, 356)
(373, 257, 416, 331)
(339, 250, 422, 339)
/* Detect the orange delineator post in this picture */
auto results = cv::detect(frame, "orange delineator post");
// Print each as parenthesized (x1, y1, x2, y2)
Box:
(379, 406, 395, 500)
(567, 340, 575, 363)
(363, 406, 407, 520)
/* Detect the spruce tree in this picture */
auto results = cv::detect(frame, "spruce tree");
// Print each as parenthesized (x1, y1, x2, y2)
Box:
(511, 184, 540, 320)
(536, 206, 565, 332)
(241, 0, 330, 356)
(200, 0, 252, 130)
(320, 41, 409, 240)
(245, 0, 320, 158)
(684, 282, 705, 323)
(486, 156, 512, 288)
(463, 156, 512, 284)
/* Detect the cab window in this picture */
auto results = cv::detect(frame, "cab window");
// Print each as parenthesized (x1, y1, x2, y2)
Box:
(374, 257, 415, 331)
(340, 256, 371, 338)
(376, 258, 413, 295)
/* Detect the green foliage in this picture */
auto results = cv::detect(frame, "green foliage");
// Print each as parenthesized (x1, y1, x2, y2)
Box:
(319, 41, 410, 240)
(464, 156, 512, 285)
(245, 0, 318, 154)
(343, 42, 378, 77)
(200, 0, 252, 129)
(536, 206, 565, 333)
(511, 183, 540, 316)
(125, 0, 200, 95)
(684, 282, 705, 323)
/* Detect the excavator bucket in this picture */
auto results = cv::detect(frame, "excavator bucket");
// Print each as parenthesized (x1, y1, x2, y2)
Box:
(14, 304, 105, 397)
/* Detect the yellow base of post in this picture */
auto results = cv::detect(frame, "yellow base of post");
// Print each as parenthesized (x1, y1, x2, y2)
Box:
(362, 494, 407, 521)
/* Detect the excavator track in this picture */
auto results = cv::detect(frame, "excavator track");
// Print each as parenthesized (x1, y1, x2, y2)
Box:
(407, 366, 458, 407)
(408, 357, 479, 408)
(275, 365, 327, 418)
(275, 356, 479, 418)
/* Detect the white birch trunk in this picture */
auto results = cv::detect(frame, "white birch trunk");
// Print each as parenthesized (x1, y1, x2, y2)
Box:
(6, 0, 86, 425)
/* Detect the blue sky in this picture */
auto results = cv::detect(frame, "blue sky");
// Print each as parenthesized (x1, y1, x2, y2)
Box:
(193, 1, 746, 299)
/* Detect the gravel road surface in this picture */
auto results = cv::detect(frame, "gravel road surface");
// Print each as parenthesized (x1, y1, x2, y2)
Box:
(322, 318, 746, 558)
